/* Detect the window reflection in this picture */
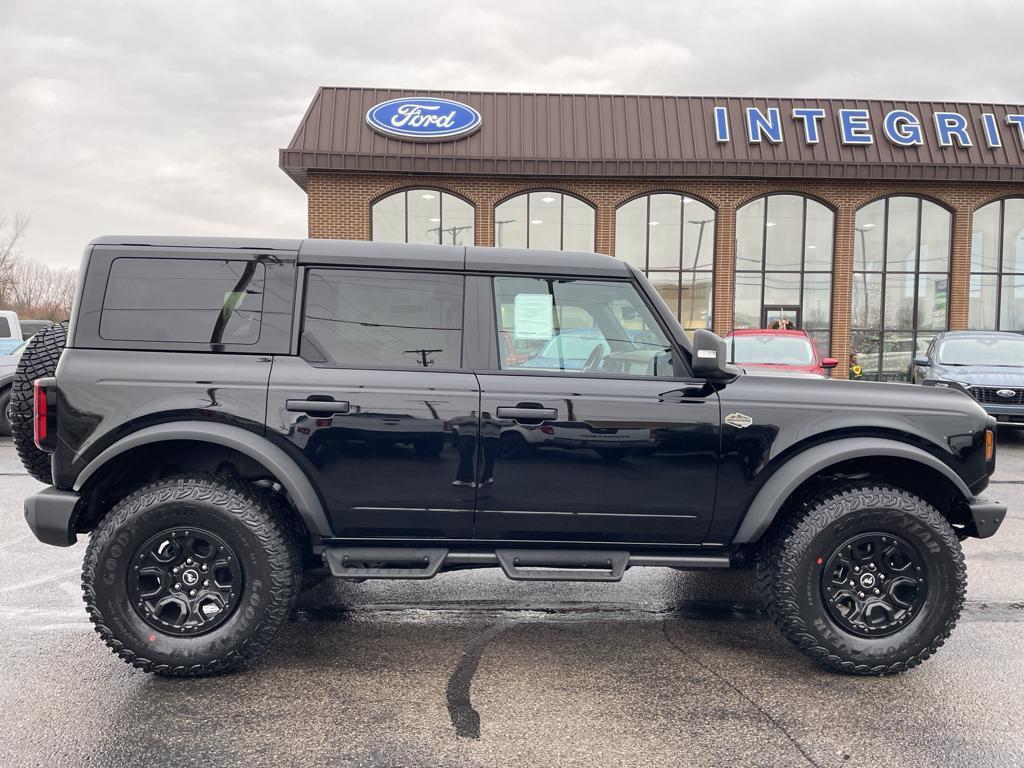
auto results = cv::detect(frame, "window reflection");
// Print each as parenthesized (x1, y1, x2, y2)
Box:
(372, 189, 475, 246)
(613, 193, 716, 332)
(494, 191, 595, 251)
(969, 198, 1024, 331)
(851, 196, 951, 381)
(733, 194, 834, 348)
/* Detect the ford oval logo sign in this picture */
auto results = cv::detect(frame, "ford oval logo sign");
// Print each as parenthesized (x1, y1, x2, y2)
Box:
(366, 97, 482, 141)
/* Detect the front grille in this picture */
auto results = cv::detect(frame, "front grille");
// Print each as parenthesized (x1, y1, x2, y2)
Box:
(969, 386, 1024, 405)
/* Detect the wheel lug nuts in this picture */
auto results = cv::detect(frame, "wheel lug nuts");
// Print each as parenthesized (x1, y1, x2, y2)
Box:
(189, 590, 196, 597)
(174, 583, 181, 589)
(186, 558, 193, 565)
(203, 580, 209, 587)
(874, 589, 880, 595)
(858, 592, 865, 598)
(201, 564, 208, 571)
(854, 566, 860, 572)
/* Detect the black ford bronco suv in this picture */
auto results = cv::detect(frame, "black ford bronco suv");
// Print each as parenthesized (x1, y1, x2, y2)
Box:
(16, 236, 1007, 677)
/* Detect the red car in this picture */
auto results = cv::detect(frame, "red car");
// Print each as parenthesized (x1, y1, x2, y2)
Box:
(724, 328, 839, 377)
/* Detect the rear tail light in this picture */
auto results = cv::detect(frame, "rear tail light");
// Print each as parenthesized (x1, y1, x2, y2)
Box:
(33, 377, 57, 452)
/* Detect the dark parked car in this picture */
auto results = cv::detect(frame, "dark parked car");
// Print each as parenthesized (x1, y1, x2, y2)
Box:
(17, 237, 1006, 678)
(910, 331, 1024, 425)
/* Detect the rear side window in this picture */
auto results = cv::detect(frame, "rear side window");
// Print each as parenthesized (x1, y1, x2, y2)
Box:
(0, 317, 10, 338)
(100, 258, 265, 344)
(301, 269, 463, 369)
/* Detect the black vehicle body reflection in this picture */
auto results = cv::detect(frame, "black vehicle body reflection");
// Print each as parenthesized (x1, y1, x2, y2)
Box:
(268, 357, 480, 539)
(475, 375, 720, 544)
(43, 237, 998, 555)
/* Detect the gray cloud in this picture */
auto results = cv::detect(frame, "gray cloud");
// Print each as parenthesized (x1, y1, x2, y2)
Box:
(1, 0, 1022, 266)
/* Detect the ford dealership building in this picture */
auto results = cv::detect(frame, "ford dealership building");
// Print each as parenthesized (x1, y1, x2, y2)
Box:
(279, 88, 1024, 379)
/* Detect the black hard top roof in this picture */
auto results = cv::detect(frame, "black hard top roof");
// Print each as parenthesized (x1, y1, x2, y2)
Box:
(89, 236, 628, 277)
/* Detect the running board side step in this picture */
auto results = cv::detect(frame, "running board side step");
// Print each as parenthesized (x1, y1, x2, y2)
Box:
(322, 547, 730, 581)
(323, 547, 448, 579)
(495, 549, 628, 581)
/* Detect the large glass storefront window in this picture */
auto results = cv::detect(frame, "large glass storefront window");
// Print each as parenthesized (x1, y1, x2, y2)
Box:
(372, 189, 475, 245)
(969, 198, 1024, 331)
(852, 196, 951, 381)
(494, 191, 595, 251)
(614, 193, 716, 330)
(733, 194, 834, 355)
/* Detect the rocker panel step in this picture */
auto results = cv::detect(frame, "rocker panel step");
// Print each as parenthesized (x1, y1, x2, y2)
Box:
(495, 549, 629, 582)
(323, 547, 448, 579)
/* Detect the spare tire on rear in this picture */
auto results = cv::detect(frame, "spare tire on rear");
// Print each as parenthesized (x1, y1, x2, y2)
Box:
(11, 321, 68, 483)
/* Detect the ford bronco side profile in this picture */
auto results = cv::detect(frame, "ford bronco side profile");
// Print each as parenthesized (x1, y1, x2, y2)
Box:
(17, 237, 1006, 677)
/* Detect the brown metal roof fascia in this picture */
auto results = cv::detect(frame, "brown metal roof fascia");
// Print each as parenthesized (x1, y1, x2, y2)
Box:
(279, 150, 1024, 184)
(279, 88, 1024, 188)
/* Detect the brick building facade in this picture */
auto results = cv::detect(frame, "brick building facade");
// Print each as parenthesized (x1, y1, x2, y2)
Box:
(282, 89, 1024, 379)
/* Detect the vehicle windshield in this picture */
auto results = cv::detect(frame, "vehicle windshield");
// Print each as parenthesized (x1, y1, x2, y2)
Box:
(937, 336, 1024, 366)
(726, 334, 815, 365)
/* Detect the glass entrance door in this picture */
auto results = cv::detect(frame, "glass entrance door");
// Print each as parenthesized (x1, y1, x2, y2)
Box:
(762, 305, 801, 330)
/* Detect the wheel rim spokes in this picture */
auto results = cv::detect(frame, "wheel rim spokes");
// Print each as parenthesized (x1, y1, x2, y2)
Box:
(128, 527, 243, 636)
(821, 532, 927, 637)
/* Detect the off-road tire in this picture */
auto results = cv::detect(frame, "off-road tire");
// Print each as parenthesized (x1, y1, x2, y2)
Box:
(0, 388, 11, 436)
(82, 474, 302, 677)
(756, 483, 966, 676)
(11, 320, 68, 482)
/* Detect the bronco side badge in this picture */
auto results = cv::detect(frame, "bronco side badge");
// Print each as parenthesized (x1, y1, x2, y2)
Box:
(725, 412, 753, 429)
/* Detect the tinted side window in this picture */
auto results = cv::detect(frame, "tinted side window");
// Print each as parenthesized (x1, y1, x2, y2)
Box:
(101, 258, 264, 344)
(0, 317, 10, 337)
(493, 276, 676, 377)
(301, 269, 464, 369)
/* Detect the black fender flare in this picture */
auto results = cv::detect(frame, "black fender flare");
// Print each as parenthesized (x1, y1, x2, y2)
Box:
(73, 421, 332, 537)
(731, 437, 973, 544)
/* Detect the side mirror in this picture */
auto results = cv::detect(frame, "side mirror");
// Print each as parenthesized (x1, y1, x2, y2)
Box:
(913, 355, 930, 367)
(692, 329, 741, 381)
(821, 357, 839, 370)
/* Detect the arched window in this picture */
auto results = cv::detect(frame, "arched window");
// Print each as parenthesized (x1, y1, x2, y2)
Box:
(615, 193, 716, 329)
(733, 194, 834, 354)
(970, 198, 1024, 331)
(852, 196, 951, 381)
(494, 191, 595, 251)
(372, 189, 474, 245)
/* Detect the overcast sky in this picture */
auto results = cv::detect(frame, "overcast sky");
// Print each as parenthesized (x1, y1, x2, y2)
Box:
(2, 0, 1023, 267)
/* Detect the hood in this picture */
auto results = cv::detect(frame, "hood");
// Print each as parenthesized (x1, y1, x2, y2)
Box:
(743, 367, 825, 379)
(931, 363, 1024, 387)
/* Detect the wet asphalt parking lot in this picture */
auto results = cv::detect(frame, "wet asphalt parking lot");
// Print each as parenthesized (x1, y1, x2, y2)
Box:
(0, 433, 1023, 768)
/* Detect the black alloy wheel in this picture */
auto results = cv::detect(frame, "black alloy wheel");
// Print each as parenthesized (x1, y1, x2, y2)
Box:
(820, 532, 927, 637)
(128, 527, 244, 636)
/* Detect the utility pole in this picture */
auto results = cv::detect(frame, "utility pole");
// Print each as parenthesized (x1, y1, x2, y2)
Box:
(428, 224, 474, 246)
(495, 219, 515, 248)
(403, 348, 443, 368)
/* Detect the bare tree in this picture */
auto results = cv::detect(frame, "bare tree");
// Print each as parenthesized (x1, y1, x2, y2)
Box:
(0, 213, 30, 305)
(7, 256, 77, 321)
(0, 213, 77, 321)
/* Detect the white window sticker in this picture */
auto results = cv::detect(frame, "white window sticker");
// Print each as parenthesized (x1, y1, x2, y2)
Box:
(513, 294, 554, 340)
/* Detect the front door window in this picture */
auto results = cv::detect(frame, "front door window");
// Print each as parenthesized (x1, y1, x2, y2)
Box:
(493, 276, 677, 378)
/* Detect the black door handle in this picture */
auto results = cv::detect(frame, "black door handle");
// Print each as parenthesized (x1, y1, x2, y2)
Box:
(496, 406, 557, 421)
(286, 399, 350, 415)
